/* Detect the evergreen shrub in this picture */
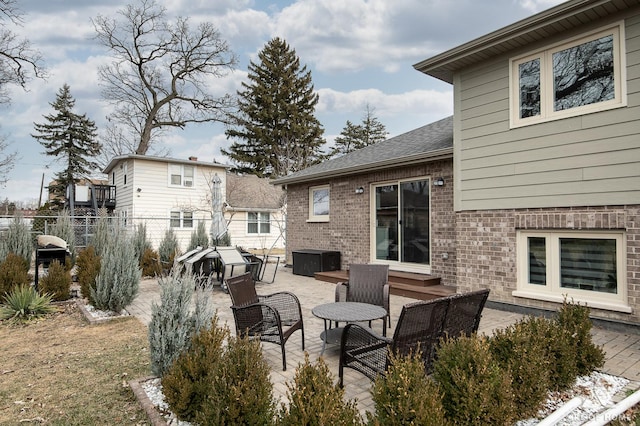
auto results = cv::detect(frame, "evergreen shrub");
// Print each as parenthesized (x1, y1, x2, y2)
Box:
(162, 316, 227, 422)
(187, 221, 209, 251)
(197, 333, 275, 426)
(368, 350, 447, 426)
(0, 253, 30, 296)
(75, 246, 100, 304)
(158, 228, 179, 270)
(489, 316, 552, 417)
(39, 260, 71, 301)
(433, 334, 517, 425)
(556, 298, 605, 376)
(133, 223, 152, 265)
(0, 214, 33, 267)
(91, 228, 141, 312)
(140, 248, 162, 277)
(92, 213, 112, 257)
(277, 354, 362, 426)
(148, 266, 212, 377)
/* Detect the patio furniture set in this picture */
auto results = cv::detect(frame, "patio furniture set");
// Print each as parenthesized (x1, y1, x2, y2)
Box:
(224, 261, 490, 385)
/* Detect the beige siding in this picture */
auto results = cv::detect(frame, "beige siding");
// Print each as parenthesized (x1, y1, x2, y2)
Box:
(455, 12, 640, 211)
(225, 210, 286, 250)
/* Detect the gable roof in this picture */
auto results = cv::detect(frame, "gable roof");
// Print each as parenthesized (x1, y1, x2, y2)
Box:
(414, 0, 637, 83)
(226, 173, 285, 211)
(103, 154, 230, 174)
(272, 115, 453, 186)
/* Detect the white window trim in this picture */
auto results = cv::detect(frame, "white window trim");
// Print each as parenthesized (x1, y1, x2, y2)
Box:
(169, 210, 194, 229)
(308, 185, 330, 222)
(513, 230, 630, 313)
(168, 164, 195, 188)
(509, 22, 626, 129)
(247, 212, 271, 235)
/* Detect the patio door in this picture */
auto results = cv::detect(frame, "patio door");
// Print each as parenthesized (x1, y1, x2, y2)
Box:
(373, 178, 431, 269)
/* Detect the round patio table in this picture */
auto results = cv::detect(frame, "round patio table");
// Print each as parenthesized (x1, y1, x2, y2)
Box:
(312, 302, 387, 355)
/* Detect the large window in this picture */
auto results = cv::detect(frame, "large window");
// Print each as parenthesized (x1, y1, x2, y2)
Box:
(511, 23, 625, 127)
(248, 212, 271, 234)
(168, 164, 194, 187)
(515, 230, 628, 312)
(308, 185, 330, 222)
(170, 210, 193, 228)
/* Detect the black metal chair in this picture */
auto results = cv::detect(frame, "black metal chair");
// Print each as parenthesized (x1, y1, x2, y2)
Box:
(226, 272, 304, 371)
(335, 264, 390, 329)
(339, 297, 449, 386)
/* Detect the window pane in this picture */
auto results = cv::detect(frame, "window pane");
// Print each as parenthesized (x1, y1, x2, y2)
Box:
(184, 166, 194, 178)
(519, 58, 541, 118)
(170, 175, 181, 185)
(375, 185, 398, 261)
(183, 212, 193, 228)
(248, 223, 258, 233)
(259, 213, 270, 234)
(528, 237, 546, 285)
(313, 188, 329, 216)
(170, 211, 180, 228)
(560, 238, 617, 294)
(553, 35, 614, 112)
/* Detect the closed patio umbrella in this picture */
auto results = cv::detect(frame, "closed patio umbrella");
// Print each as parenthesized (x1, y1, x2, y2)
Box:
(210, 173, 227, 246)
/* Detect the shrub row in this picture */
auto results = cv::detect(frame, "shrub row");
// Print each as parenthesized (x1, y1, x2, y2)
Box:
(153, 286, 604, 425)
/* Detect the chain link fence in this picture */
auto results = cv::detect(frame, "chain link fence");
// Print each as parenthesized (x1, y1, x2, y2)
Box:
(5, 214, 286, 258)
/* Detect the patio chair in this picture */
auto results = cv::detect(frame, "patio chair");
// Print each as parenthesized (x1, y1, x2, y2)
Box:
(335, 264, 390, 330)
(339, 297, 449, 386)
(226, 272, 305, 371)
(442, 288, 490, 339)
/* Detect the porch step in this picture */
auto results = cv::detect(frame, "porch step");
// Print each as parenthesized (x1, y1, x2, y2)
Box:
(314, 269, 452, 301)
(389, 282, 456, 300)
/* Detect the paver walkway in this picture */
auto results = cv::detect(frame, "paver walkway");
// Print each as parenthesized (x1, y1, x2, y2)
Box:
(126, 265, 640, 417)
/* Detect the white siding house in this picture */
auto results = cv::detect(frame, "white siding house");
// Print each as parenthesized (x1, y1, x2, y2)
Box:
(103, 155, 230, 251)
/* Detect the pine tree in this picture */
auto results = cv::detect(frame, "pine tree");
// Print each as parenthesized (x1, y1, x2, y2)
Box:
(223, 37, 325, 178)
(32, 84, 100, 208)
(330, 105, 387, 158)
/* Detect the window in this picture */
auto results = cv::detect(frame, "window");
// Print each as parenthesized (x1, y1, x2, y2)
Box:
(169, 164, 195, 187)
(510, 23, 625, 127)
(308, 185, 330, 222)
(170, 210, 193, 228)
(248, 212, 271, 234)
(515, 230, 628, 312)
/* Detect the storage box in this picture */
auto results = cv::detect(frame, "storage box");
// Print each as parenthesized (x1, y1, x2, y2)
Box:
(292, 250, 341, 277)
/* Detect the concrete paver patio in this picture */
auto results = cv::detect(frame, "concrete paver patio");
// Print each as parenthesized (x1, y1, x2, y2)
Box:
(126, 264, 640, 417)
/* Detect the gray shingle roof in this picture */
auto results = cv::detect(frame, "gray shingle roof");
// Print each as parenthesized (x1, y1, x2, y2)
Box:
(273, 115, 453, 185)
(226, 173, 285, 210)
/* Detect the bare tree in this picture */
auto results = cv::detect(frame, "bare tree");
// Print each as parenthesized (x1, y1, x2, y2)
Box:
(92, 0, 238, 155)
(0, 129, 17, 187)
(0, 0, 45, 105)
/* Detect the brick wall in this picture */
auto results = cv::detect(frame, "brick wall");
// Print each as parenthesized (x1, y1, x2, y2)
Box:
(285, 159, 456, 285)
(456, 205, 640, 323)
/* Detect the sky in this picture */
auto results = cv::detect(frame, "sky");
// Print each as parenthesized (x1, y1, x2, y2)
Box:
(0, 0, 566, 206)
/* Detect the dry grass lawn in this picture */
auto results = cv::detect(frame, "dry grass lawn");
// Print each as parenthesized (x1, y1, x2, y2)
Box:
(0, 302, 151, 425)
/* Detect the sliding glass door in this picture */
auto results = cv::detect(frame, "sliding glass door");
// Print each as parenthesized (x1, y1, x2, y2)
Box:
(374, 178, 430, 267)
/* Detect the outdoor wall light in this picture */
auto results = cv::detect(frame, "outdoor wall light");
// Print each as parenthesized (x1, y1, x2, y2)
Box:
(433, 177, 445, 187)
(355, 186, 365, 194)
(136, 187, 142, 193)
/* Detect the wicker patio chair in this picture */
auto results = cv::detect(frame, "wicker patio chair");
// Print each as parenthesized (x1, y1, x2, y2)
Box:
(226, 272, 304, 371)
(442, 288, 490, 339)
(335, 264, 390, 330)
(339, 297, 450, 386)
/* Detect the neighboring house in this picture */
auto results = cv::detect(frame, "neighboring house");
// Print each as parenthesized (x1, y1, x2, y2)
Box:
(103, 155, 229, 251)
(47, 178, 116, 214)
(224, 173, 286, 251)
(275, 0, 640, 326)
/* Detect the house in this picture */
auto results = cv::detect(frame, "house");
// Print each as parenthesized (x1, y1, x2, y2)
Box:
(103, 155, 229, 251)
(275, 0, 640, 326)
(273, 117, 455, 286)
(224, 173, 286, 252)
(46, 178, 116, 214)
